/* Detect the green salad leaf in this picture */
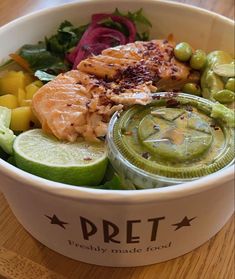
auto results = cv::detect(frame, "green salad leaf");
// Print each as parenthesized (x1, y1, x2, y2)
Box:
(211, 103, 235, 127)
(19, 42, 69, 75)
(96, 174, 122, 190)
(101, 174, 122, 190)
(114, 8, 151, 40)
(7, 9, 152, 82)
(46, 20, 88, 57)
(93, 163, 122, 189)
(98, 17, 129, 37)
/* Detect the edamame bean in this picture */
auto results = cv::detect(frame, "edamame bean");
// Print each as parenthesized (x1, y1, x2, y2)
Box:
(213, 89, 235, 103)
(225, 78, 235, 92)
(182, 83, 201, 96)
(174, 42, 192, 62)
(190, 49, 207, 70)
(207, 51, 233, 68)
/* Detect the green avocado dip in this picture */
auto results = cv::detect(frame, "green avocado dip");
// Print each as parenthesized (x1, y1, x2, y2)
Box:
(107, 93, 234, 189)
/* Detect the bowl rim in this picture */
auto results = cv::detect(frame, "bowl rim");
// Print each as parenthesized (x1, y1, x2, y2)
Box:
(0, 0, 234, 204)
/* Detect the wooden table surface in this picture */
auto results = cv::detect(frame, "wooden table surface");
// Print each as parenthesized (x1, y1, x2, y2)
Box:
(0, 0, 234, 278)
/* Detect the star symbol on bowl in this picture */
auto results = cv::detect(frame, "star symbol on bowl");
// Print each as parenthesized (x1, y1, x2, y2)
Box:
(172, 216, 196, 231)
(45, 214, 68, 229)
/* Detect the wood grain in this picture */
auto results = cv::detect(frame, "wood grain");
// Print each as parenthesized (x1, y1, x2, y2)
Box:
(0, 0, 234, 278)
(0, 247, 66, 279)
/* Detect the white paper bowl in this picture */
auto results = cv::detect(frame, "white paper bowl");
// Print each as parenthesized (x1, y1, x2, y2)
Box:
(0, 0, 234, 267)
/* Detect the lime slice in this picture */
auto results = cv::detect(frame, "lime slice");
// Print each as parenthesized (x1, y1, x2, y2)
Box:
(13, 129, 108, 186)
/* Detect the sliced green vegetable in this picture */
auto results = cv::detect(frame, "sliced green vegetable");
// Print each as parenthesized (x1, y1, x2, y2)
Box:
(211, 103, 235, 127)
(0, 124, 16, 154)
(213, 63, 235, 77)
(0, 106, 11, 127)
(0, 106, 16, 154)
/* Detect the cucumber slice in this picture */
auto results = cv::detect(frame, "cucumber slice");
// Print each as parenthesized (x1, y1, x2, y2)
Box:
(0, 107, 15, 154)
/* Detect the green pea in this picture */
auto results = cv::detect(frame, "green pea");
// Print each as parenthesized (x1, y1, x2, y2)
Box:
(213, 89, 235, 103)
(225, 78, 235, 92)
(174, 42, 192, 62)
(190, 49, 207, 70)
(182, 83, 201, 96)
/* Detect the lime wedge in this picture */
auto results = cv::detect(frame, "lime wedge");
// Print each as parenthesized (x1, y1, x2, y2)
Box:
(13, 129, 108, 186)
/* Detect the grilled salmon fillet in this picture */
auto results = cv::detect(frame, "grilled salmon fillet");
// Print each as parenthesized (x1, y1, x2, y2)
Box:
(32, 39, 199, 142)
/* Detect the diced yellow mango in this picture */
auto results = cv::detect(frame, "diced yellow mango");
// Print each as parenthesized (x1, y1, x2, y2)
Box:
(31, 80, 43, 88)
(0, 71, 26, 95)
(0, 94, 18, 109)
(17, 88, 26, 106)
(24, 73, 35, 86)
(10, 107, 32, 131)
(20, 99, 32, 107)
(25, 82, 40, 100)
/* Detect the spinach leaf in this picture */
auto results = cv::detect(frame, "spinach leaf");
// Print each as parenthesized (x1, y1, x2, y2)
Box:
(126, 9, 152, 27)
(46, 20, 88, 57)
(136, 30, 150, 41)
(96, 174, 122, 190)
(114, 8, 152, 27)
(100, 174, 122, 190)
(98, 18, 129, 37)
(93, 163, 122, 190)
(19, 42, 69, 74)
(15, 10, 152, 78)
(113, 8, 151, 41)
